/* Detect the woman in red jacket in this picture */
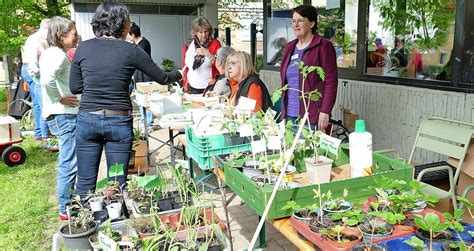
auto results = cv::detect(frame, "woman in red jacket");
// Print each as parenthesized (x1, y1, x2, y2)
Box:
(184, 16, 221, 94)
(280, 5, 338, 130)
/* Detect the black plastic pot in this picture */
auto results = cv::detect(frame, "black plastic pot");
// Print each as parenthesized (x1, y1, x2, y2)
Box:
(59, 221, 98, 250)
(158, 197, 174, 212)
(93, 210, 108, 223)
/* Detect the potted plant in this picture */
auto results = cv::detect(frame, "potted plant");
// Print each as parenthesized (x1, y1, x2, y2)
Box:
(100, 219, 122, 243)
(88, 233, 100, 251)
(322, 190, 352, 214)
(130, 127, 148, 174)
(357, 211, 395, 245)
(282, 200, 318, 222)
(86, 191, 105, 212)
(58, 195, 98, 249)
(309, 189, 340, 232)
(414, 212, 452, 251)
(319, 225, 360, 245)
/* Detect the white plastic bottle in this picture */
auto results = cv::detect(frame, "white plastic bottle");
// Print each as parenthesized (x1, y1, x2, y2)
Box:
(349, 119, 373, 177)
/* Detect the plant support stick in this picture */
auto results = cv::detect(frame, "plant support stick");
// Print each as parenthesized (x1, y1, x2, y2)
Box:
(248, 112, 309, 250)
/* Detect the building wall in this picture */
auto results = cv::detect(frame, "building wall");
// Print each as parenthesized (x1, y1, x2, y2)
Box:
(260, 69, 474, 161)
(73, 12, 194, 69)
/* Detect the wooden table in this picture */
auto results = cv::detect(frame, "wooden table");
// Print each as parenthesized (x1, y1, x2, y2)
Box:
(214, 166, 315, 250)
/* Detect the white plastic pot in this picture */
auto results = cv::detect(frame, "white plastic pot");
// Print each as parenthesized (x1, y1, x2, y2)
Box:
(304, 156, 333, 184)
(106, 202, 122, 220)
(89, 197, 104, 212)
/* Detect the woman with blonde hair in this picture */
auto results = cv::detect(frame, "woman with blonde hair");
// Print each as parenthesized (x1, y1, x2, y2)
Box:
(184, 16, 221, 94)
(225, 51, 272, 113)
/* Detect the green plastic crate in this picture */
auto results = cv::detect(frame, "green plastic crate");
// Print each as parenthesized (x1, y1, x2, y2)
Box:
(218, 152, 414, 220)
(186, 126, 251, 170)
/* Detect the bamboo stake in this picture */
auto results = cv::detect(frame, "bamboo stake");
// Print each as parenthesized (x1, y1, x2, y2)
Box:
(248, 112, 308, 250)
(213, 159, 234, 251)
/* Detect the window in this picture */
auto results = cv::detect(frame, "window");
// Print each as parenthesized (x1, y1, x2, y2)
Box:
(365, 0, 456, 81)
(265, 0, 301, 67)
(265, 0, 358, 68)
(312, 0, 358, 69)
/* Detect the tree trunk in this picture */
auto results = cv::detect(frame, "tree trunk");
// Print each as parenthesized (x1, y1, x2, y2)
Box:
(2, 54, 14, 86)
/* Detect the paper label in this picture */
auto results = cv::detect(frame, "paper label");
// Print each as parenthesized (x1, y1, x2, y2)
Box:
(238, 124, 254, 137)
(236, 97, 257, 111)
(251, 140, 267, 153)
(319, 134, 342, 156)
(99, 231, 118, 251)
(267, 135, 282, 150)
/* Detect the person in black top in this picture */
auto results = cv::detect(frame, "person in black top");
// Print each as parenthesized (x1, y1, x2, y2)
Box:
(127, 22, 153, 127)
(69, 2, 182, 196)
(128, 22, 152, 82)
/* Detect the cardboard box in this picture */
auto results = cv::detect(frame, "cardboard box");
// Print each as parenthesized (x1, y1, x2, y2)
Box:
(446, 139, 474, 201)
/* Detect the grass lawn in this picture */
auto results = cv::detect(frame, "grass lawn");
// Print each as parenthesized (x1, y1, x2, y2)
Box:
(0, 96, 59, 248)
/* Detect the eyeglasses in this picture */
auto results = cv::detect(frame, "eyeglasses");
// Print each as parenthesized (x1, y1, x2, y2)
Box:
(291, 18, 308, 25)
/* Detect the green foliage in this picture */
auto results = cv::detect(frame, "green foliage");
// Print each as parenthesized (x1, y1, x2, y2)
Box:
(101, 219, 122, 242)
(331, 209, 365, 227)
(255, 54, 263, 73)
(0, 0, 70, 56)
(319, 225, 348, 243)
(161, 58, 175, 72)
(414, 213, 449, 233)
(404, 236, 425, 249)
(373, 0, 455, 50)
(0, 137, 59, 249)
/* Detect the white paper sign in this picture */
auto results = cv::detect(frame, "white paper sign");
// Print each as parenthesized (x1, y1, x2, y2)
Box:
(319, 133, 342, 156)
(236, 96, 257, 111)
(267, 135, 282, 150)
(98, 231, 118, 251)
(251, 140, 267, 153)
(239, 124, 254, 137)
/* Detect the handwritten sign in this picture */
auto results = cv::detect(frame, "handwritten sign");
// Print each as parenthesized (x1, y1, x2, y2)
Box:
(319, 134, 342, 156)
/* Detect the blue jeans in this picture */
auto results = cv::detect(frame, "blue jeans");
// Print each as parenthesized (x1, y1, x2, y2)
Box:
(47, 114, 78, 214)
(21, 65, 45, 139)
(140, 106, 153, 125)
(33, 81, 49, 138)
(75, 112, 133, 196)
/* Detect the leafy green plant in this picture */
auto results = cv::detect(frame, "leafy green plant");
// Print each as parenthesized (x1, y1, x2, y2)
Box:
(404, 236, 426, 250)
(414, 213, 450, 251)
(161, 58, 175, 72)
(282, 200, 318, 219)
(331, 209, 365, 227)
(101, 219, 122, 242)
(319, 225, 348, 243)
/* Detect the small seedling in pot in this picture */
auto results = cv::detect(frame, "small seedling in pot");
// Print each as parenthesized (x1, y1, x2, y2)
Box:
(282, 201, 318, 220)
(414, 213, 451, 251)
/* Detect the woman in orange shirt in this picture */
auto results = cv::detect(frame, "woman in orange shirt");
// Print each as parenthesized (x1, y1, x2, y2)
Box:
(225, 51, 272, 113)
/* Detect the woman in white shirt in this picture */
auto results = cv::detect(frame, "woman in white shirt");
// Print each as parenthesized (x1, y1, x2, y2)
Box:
(184, 16, 221, 94)
(39, 16, 80, 221)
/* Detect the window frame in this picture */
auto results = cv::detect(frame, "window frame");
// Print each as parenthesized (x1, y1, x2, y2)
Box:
(262, 0, 472, 93)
